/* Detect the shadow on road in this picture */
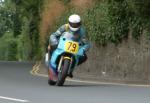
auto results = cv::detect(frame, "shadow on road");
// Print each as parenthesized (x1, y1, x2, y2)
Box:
(62, 84, 112, 88)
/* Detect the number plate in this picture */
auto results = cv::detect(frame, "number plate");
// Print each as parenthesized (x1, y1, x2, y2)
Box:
(65, 41, 79, 54)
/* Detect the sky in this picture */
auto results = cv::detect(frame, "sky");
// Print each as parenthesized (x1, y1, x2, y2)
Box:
(0, 0, 4, 2)
(0, 0, 4, 6)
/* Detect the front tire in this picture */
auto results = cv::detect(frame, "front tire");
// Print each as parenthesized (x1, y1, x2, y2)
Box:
(56, 59, 70, 86)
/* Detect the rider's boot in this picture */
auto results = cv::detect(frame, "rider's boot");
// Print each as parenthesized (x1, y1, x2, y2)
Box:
(68, 72, 73, 78)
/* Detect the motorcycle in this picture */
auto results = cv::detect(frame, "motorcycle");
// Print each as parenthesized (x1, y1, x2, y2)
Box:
(47, 32, 85, 86)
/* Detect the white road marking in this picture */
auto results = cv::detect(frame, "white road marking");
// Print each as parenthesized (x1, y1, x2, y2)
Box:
(0, 96, 29, 102)
(31, 62, 150, 87)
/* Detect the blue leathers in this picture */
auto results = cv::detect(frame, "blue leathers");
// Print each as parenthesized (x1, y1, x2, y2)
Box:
(48, 24, 90, 81)
(49, 24, 90, 52)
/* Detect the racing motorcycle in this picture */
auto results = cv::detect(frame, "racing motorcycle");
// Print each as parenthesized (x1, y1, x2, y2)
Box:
(46, 32, 85, 86)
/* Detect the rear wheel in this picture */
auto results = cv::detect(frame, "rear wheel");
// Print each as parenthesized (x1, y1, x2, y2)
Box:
(56, 59, 70, 86)
(48, 79, 56, 85)
(47, 69, 56, 86)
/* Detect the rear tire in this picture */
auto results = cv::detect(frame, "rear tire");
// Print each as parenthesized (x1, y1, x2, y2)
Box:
(48, 79, 56, 85)
(47, 68, 56, 86)
(56, 59, 70, 86)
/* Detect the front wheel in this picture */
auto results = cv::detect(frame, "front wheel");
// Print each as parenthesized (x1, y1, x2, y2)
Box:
(56, 58, 70, 86)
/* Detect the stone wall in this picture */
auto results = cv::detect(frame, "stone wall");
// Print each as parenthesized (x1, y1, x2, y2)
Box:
(76, 35, 150, 82)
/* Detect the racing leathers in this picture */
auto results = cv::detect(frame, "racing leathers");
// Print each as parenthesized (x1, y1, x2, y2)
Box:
(49, 24, 90, 65)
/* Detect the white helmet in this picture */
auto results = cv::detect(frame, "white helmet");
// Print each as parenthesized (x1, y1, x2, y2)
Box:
(68, 14, 81, 32)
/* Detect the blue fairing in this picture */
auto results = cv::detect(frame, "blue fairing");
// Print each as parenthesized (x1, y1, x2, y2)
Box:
(49, 32, 85, 73)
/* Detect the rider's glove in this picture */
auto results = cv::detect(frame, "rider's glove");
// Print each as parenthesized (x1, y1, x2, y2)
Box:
(50, 35, 58, 46)
(78, 47, 86, 56)
(83, 49, 86, 55)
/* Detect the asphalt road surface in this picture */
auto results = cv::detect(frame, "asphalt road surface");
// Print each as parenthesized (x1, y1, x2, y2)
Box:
(0, 61, 150, 103)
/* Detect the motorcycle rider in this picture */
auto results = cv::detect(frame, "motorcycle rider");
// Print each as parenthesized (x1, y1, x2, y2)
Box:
(48, 14, 90, 77)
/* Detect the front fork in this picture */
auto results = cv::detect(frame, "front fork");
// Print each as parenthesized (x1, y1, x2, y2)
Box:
(58, 56, 73, 75)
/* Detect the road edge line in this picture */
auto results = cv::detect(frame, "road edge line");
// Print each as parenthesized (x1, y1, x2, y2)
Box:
(30, 62, 150, 87)
(0, 96, 29, 103)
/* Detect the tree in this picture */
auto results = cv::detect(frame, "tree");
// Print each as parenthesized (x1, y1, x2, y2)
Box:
(0, 0, 43, 60)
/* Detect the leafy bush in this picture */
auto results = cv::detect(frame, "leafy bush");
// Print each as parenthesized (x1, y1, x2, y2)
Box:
(0, 31, 17, 61)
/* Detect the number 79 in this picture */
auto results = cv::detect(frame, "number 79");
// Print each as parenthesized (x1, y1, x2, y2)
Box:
(67, 42, 77, 52)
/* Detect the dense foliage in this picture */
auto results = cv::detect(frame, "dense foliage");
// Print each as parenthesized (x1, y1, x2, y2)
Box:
(48, 0, 150, 46)
(0, 0, 43, 61)
(0, 0, 150, 60)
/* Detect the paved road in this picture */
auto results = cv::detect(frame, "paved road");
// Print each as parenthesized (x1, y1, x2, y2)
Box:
(0, 61, 150, 103)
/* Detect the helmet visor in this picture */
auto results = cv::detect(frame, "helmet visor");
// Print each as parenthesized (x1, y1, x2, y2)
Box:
(69, 22, 81, 28)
